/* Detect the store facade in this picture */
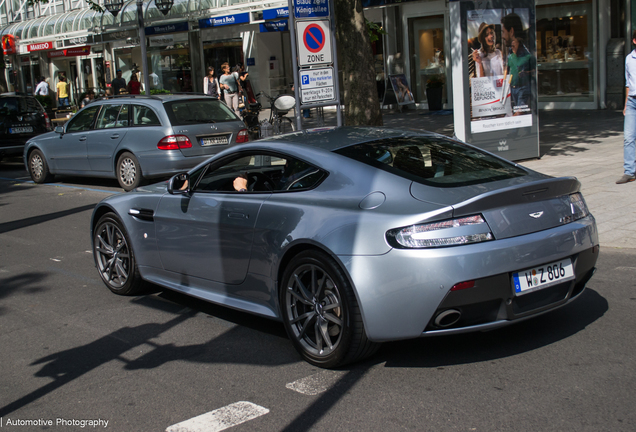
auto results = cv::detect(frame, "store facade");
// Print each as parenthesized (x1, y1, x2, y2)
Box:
(0, 0, 629, 111)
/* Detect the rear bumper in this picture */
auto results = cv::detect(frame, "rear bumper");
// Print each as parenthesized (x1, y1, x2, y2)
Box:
(136, 150, 213, 178)
(341, 215, 599, 342)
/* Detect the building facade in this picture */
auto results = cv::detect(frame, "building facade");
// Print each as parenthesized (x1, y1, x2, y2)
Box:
(0, 0, 631, 110)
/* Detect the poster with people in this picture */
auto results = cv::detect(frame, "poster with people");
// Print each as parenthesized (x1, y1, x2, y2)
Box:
(389, 74, 415, 106)
(467, 7, 536, 134)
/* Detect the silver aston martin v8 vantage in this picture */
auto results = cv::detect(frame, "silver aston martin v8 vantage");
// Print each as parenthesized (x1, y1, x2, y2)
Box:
(90, 127, 599, 368)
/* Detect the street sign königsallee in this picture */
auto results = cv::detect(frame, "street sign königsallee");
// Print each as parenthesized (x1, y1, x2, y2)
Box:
(294, 0, 329, 19)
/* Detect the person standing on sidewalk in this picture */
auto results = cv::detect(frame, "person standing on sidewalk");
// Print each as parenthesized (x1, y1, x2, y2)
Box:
(618, 30, 636, 184)
(219, 62, 239, 114)
(56, 75, 69, 107)
(203, 66, 220, 100)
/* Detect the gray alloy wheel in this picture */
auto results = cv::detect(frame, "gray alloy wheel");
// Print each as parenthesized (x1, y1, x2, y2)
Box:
(280, 250, 379, 368)
(28, 149, 53, 183)
(117, 152, 142, 191)
(93, 213, 144, 295)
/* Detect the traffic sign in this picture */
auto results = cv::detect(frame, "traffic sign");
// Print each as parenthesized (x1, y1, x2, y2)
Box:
(300, 67, 333, 89)
(296, 20, 332, 66)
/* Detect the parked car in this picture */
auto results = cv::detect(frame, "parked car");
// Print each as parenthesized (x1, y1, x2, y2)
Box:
(90, 127, 599, 367)
(0, 93, 52, 161)
(24, 94, 249, 191)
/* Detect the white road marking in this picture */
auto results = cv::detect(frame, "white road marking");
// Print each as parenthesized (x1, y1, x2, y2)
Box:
(165, 401, 269, 432)
(50, 258, 61, 262)
(286, 371, 347, 395)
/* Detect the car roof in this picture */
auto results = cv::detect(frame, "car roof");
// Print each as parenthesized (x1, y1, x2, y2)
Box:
(258, 126, 447, 152)
(92, 94, 218, 103)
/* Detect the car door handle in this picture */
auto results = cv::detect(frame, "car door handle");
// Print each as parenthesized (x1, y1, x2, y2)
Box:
(79, 136, 87, 141)
(228, 212, 248, 219)
(110, 134, 120, 139)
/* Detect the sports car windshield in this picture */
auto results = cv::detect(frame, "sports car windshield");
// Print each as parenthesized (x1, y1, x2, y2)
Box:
(334, 136, 527, 187)
(165, 99, 238, 125)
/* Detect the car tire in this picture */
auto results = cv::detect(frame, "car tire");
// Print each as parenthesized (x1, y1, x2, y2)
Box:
(280, 250, 379, 368)
(93, 212, 146, 296)
(28, 149, 54, 184)
(117, 152, 143, 191)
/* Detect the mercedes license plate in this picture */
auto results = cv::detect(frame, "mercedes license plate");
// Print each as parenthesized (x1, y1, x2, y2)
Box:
(10, 126, 33, 134)
(512, 258, 574, 296)
(201, 135, 229, 146)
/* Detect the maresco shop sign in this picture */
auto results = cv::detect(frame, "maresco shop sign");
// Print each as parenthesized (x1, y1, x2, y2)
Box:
(28, 41, 53, 52)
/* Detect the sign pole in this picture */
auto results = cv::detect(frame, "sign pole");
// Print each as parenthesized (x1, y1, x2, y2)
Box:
(288, 0, 303, 130)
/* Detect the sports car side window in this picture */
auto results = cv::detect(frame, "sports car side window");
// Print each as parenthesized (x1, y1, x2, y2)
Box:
(66, 106, 100, 132)
(194, 153, 326, 193)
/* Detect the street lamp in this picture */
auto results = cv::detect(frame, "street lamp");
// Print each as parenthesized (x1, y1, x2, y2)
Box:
(105, 0, 174, 95)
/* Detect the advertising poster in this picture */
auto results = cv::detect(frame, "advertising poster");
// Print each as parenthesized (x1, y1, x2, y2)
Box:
(468, 7, 535, 133)
(389, 74, 415, 105)
(452, 0, 538, 160)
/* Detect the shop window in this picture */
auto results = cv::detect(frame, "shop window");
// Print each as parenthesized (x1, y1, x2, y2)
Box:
(147, 33, 192, 93)
(536, 1, 593, 102)
(408, 15, 446, 106)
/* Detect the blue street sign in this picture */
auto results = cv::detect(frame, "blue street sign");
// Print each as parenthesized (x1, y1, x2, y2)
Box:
(145, 22, 188, 35)
(260, 20, 289, 32)
(294, 0, 329, 19)
(199, 12, 250, 28)
(263, 7, 289, 20)
(303, 24, 325, 53)
(302, 75, 310, 85)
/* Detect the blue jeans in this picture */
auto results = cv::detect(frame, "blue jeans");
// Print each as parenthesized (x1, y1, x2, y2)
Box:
(624, 96, 636, 175)
(58, 97, 69, 107)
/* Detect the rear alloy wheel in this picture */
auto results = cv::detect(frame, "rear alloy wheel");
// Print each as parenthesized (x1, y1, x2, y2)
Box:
(117, 152, 143, 191)
(93, 213, 145, 295)
(280, 250, 379, 368)
(28, 149, 54, 183)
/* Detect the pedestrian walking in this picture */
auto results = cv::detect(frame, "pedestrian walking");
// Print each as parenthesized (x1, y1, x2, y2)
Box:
(203, 66, 220, 100)
(127, 73, 141, 95)
(219, 62, 240, 114)
(111, 69, 127, 95)
(56, 75, 69, 107)
(34, 76, 48, 96)
(618, 30, 636, 184)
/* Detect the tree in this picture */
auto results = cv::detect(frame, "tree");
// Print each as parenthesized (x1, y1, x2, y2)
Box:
(334, 0, 383, 126)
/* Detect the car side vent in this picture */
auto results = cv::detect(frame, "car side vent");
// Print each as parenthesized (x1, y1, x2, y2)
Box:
(128, 208, 154, 221)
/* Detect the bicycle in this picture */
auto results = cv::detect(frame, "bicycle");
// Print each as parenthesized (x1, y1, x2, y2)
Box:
(241, 91, 296, 138)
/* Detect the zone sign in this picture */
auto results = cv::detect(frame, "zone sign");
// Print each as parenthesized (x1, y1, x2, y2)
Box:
(296, 20, 332, 66)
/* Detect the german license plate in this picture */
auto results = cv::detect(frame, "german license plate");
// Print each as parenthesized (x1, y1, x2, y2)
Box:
(200, 135, 229, 146)
(9, 126, 33, 134)
(512, 258, 575, 296)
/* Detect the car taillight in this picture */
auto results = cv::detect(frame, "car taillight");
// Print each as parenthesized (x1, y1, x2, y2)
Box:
(157, 135, 193, 150)
(43, 111, 51, 130)
(236, 129, 249, 143)
(386, 215, 494, 248)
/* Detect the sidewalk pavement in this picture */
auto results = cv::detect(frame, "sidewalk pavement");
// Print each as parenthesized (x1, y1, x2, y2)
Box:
(267, 107, 631, 249)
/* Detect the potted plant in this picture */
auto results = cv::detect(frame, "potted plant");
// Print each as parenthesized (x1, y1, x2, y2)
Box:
(426, 74, 444, 111)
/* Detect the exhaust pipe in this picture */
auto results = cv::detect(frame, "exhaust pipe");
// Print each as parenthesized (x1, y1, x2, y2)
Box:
(434, 309, 461, 328)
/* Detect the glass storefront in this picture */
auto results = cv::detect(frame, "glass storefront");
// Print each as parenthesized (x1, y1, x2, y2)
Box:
(147, 32, 192, 93)
(536, 0, 594, 102)
(408, 15, 447, 106)
(202, 39, 243, 74)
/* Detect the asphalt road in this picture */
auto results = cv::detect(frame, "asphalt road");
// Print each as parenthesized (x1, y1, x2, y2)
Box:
(1, 159, 634, 432)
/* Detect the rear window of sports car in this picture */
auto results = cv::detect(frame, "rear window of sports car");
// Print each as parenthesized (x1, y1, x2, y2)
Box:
(334, 137, 526, 187)
(165, 99, 239, 125)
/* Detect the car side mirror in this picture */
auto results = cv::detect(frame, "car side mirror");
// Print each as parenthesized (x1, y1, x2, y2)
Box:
(54, 126, 64, 134)
(168, 172, 190, 195)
